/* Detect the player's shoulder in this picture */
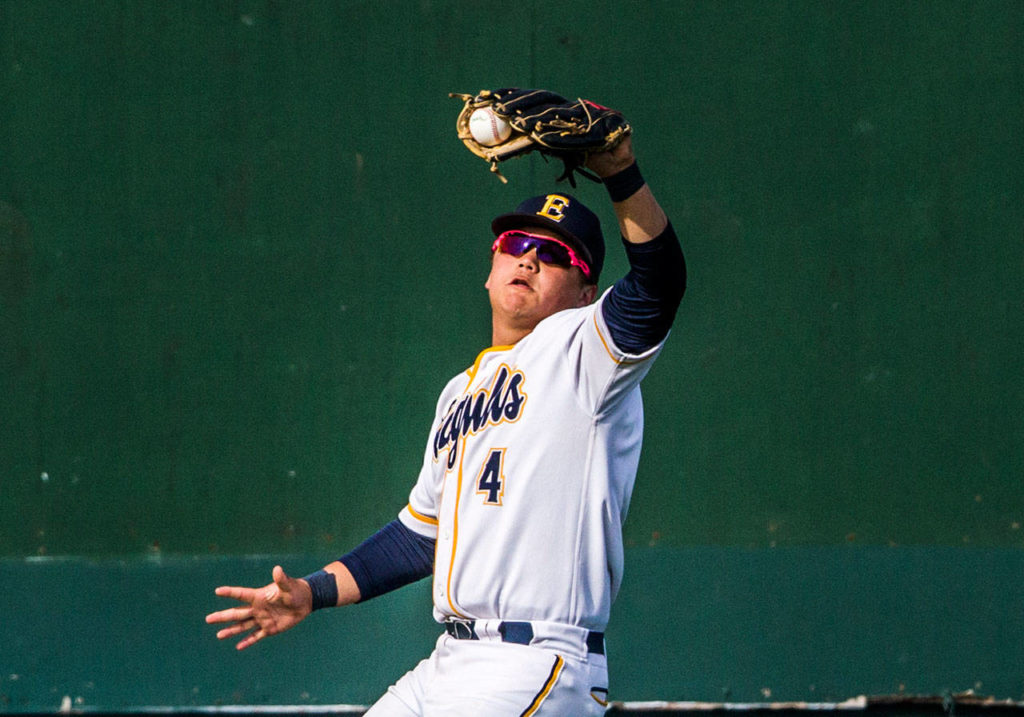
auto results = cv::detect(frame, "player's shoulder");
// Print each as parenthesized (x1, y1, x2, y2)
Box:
(532, 297, 602, 338)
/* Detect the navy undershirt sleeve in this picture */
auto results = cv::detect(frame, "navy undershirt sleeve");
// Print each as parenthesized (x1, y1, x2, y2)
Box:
(338, 519, 435, 602)
(601, 222, 687, 354)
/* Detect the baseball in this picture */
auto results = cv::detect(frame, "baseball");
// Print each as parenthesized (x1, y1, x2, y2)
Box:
(468, 107, 512, 146)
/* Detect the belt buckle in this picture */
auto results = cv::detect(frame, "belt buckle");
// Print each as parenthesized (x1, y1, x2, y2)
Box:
(447, 618, 477, 640)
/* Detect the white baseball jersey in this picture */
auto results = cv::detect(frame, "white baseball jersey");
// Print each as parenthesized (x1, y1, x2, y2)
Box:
(398, 289, 664, 632)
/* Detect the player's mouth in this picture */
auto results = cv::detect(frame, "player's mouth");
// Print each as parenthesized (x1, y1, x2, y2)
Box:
(509, 277, 533, 290)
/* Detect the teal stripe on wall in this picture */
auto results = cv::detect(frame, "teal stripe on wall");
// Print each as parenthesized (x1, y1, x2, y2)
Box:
(2, 547, 1021, 711)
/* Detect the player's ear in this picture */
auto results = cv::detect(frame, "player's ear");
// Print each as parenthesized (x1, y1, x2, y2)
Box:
(578, 283, 598, 307)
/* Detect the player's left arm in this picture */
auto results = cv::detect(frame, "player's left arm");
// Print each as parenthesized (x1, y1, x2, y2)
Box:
(586, 136, 687, 353)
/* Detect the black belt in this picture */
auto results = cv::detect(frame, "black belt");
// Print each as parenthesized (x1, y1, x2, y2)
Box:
(444, 619, 605, 655)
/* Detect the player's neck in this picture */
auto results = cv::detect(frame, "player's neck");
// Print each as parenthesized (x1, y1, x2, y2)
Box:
(491, 320, 534, 347)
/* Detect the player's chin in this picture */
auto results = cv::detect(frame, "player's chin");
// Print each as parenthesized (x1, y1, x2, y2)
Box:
(498, 284, 533, 305)
(497, 294, 539, 320)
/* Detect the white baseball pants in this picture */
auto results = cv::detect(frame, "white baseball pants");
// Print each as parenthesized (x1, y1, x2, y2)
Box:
(363, 633, 609, 716)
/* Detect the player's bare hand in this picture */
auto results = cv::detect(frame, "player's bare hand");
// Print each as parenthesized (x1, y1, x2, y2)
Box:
(205, 565, 313, 650)
(585, 135, 636, 179)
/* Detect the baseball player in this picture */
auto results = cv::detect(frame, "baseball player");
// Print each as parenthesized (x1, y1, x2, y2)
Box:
(207, 105, 686, 715)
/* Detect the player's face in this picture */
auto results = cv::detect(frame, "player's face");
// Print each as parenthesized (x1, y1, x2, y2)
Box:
(485, 226, 597, 336)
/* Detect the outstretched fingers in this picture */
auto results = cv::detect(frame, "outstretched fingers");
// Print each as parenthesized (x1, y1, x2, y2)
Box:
(206, 568, 309, 650)
(214, 618, 256, 640)
(234, 629, 266, 651)
(205, 602, 265, 649)
(206, 586, 260, 648)
(205, 605, 253, 625)
(213, 585, 258, 602)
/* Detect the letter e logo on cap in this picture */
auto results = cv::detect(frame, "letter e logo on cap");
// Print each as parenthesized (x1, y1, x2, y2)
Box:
(538, 194, 570, 222)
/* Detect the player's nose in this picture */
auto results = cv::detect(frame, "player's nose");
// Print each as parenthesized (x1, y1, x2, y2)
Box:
(517, 248, 540, 271)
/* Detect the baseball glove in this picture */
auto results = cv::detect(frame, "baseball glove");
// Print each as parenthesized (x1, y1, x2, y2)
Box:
(450, 88, 631, 185)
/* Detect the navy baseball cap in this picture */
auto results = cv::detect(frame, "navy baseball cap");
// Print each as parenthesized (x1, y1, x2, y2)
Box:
(491, 193, 605, 283)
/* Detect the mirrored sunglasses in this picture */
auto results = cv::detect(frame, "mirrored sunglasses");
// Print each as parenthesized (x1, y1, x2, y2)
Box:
(491, 230, 592, 279)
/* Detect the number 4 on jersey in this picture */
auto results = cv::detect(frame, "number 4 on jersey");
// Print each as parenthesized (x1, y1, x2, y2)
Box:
(475, 448, 507, 505)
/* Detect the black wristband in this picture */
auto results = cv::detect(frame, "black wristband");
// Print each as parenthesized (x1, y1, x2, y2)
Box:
(304, 569, 339, 611)
(602, 161, 645, 202)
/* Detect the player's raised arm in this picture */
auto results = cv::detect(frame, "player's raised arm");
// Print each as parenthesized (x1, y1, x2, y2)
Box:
(587, 135, 687, 354)
(205, 562, 359, 650)
(585, 136, 668, 245)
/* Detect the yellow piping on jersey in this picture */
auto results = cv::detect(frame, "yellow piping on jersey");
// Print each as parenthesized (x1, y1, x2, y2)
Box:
(405, 504, 438, 526)
(592, 313, 654, 366)
(444, 433, 470, 618)
(446, 348, 523, 616)
(520, 656, 564, 716)
(465, 345, 513, 386)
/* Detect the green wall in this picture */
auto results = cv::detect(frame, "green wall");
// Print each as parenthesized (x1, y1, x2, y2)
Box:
(1, 0, 1022, 711)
